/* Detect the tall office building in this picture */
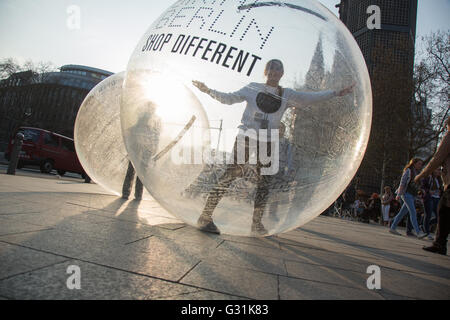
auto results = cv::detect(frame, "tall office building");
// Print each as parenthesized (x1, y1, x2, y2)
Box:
(337, 0, 418, 192)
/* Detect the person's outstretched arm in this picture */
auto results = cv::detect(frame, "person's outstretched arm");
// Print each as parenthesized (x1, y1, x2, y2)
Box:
(415, 131, 450, 183)
(287, 83, 355, 107)
(192, 80, 247, 105)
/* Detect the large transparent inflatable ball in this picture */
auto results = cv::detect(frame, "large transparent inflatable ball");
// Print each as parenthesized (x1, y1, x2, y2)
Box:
(74, 72, 151, 199)
(121, 0, 372, 237)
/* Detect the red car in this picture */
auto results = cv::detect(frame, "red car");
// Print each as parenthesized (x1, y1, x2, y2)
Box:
(6, 127, 88, 179)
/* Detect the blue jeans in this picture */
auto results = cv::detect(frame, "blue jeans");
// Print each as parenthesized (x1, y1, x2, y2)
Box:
(423, 197, 440, 234)
(431, 197, 439, 219)
(391, 193, 421, 234)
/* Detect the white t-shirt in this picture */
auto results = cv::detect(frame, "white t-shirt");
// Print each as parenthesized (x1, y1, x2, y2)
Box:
(208, 82, 336, 141)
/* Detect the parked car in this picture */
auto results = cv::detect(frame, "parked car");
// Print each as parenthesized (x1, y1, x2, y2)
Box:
(5, 127, 89, 180)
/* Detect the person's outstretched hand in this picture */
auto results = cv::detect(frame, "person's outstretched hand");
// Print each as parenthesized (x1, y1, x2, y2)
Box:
(414, 174, 423, 185)
(337, 82, 355, 97)
(192, 80, 210, 94)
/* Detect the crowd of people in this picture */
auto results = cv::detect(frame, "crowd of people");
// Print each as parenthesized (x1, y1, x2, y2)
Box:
(333, 116, 450, 255)
(335, 174, 438, 238)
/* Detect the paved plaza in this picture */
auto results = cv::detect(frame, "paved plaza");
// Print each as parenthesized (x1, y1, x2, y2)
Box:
(0, 167, 449, 300)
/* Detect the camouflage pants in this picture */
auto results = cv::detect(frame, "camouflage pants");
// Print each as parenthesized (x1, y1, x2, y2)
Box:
(202, 137, 273, 224)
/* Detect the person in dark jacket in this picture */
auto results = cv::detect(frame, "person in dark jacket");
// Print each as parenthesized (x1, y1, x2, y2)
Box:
(389, 158, 427, 238)
(420, 169, 442, 239)
(415, 117, 450, 255)
(360, 193, 381, 223)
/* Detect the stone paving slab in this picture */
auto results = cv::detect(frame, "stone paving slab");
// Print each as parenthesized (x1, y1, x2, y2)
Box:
(278, 275, 383, 300)
(0, 242, 68, 280)
(2, 210, 114, 231)
(218, 234, 283, 250)
(284, 259, 369, 289)
(0, 260, 202, 300)
(375, 268, 450, 300)
(127, 233, 220, 259)
(0, 172, 449, 300)
(180, 262, 279, 300)
(0, 228, 106, 259)
(203, 242, 288, 276)
(79, 241, 201, 282)
(163, 290, 248, 300)
(0, 216, 53, 237)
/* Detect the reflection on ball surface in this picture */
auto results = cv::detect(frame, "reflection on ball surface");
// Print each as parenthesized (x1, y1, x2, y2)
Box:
(121, 0, 372, 236)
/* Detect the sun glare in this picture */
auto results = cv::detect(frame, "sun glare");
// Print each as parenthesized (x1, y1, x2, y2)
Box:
(141, 75, 191, 124)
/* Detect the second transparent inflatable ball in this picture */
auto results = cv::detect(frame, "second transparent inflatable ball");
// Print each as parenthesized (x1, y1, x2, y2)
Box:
(75, 72, 151, 199)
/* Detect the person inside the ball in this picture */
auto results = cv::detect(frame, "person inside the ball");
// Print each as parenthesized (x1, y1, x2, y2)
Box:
(192, 59, 354, 236)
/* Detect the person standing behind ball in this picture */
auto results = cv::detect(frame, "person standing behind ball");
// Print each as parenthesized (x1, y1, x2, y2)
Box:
(414, 117, 450, 255)
(421, 168, 442, 239)
(192, 59, 354, 236)
(381, 186, 394, 227)
(389, 158, 427, 239)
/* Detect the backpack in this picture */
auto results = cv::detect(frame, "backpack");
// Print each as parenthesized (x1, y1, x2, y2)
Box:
(405, 169, 419, 196)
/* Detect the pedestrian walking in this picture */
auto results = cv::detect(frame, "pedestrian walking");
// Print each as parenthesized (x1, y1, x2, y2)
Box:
(414, 117, 450, 255)
(389, 158, 427, 238)
(381, 186, 394, 226)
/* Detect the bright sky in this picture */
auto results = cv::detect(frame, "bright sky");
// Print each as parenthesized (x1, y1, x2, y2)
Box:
(0, 0, 448, 74)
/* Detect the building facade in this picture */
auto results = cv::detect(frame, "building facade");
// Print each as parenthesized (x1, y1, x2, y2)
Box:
(0, 65, 113, 150)
(337, 0, 418, 193)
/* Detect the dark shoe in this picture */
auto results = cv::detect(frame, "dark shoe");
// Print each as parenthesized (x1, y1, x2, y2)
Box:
(122, 194, 129, 200)
(251, 222, 268, 237)
(197, 214, 220, 234)
(417, 231, 427, 239)
(423, 244, 446, 255)
(406, 231, 416, 237)
(389, 228, 401, 236)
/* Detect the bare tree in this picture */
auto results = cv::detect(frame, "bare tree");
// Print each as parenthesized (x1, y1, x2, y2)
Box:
(0, 58, 57, 82)
(410, 61, 441, 160)
(361, 31, 449, 192)
(412, 30, 450, 160)
(0, 58, 21, 79)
